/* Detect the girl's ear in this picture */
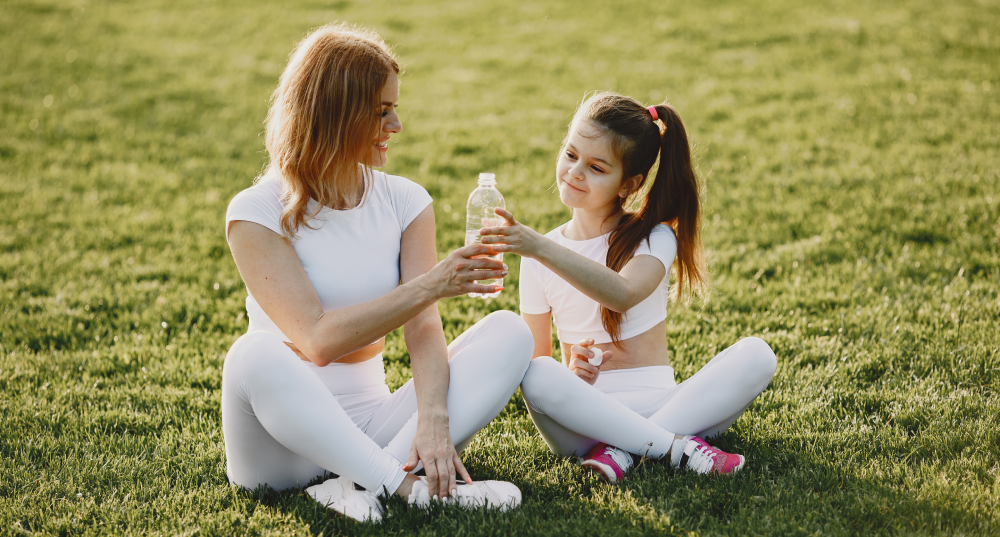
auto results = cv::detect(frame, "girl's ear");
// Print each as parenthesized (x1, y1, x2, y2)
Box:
(619, 174, 644, 198)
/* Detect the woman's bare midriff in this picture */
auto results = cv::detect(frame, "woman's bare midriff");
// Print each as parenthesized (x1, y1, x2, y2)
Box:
(560, 320, 670, 371)
(286, 338, 385, 364)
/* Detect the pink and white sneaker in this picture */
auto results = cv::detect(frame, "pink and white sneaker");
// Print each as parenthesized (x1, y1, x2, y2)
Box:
(670, 435, 745, 474)
(581, 442, 634, 483)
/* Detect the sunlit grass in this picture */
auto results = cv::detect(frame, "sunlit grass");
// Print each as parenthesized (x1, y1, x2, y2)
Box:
(1, 0, 998, 534)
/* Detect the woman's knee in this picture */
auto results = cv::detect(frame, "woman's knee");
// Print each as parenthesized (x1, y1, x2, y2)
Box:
(482, 310, 534, 365)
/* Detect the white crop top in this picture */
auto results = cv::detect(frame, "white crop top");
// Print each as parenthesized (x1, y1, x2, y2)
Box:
(519, 223, 678, 344)
(225, 168, 432, 342)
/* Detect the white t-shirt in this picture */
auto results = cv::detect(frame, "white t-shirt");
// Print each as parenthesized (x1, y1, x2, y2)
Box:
(519, 223, 678, 344)
(225, 168, 433, 342)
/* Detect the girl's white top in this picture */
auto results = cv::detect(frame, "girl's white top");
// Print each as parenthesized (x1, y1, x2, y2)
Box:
(519, 223, 677, 345)
(225, 168, 432, 342)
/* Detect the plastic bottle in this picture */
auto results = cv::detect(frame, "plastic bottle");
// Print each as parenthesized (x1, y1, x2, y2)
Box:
(464, 173, 506, 298)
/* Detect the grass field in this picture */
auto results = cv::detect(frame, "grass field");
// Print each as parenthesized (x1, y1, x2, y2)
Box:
(2, 0, 999, 534)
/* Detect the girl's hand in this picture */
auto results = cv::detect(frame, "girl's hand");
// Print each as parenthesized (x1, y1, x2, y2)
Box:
(568, 339, 613, 385)
(403, 409, 473, 499)
(479, 208, 546, 259)
(420, 244, 507, 299)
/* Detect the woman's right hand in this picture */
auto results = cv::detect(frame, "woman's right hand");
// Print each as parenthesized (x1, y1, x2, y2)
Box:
(420, 243, 508, 299)
(568, 339, 612, 385)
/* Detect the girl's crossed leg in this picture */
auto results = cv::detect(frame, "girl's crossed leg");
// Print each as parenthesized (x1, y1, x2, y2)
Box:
(521, 337, 776, 460)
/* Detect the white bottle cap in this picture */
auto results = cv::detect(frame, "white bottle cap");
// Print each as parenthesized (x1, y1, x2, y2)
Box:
(588, 347, 603, 367)
(478, 173, 496, 185)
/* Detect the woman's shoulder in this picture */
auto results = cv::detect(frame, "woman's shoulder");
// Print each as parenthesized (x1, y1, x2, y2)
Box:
(374, 170, 433, 230)
(225, 170, 283, 234)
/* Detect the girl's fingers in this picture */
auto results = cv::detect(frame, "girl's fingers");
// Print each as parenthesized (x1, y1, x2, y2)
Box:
(494, 207, 517, 225)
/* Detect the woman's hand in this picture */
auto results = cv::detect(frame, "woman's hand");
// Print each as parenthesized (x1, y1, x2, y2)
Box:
(403, 408, 473, 499)
(568, 339, 612, 385)
(479, 208, 547, 259)
(419, 243, 507, 299)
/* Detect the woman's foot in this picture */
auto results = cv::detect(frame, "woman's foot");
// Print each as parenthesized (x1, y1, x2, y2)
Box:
(407, 476, 521, 511)
(306, 476, 385, 523)
(580, 442, 633, 483)
(308, 475, 521, 523)
(670, 435, 745, 474)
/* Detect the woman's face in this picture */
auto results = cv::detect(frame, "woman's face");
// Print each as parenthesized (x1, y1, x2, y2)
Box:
(366, 72, 401, 168)
(555, 119, 631, 212)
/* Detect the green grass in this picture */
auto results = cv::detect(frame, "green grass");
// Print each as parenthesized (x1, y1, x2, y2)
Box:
(2, 0, 999, 534)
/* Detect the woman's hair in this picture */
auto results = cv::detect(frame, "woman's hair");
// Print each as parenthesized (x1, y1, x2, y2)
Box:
(571, 91, 707, 347)
(265, 22, 399, 238)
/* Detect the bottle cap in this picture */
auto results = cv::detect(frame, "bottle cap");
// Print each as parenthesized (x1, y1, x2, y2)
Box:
(588, 347, 603, 367)
(478, 173, 496, 186)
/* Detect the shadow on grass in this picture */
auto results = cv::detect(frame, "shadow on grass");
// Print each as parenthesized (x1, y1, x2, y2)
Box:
(227, 426, 997, 536)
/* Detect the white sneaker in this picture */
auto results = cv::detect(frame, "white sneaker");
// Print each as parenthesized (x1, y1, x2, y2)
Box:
(306, 476, 384, 523)
(407, 477, 521, 511)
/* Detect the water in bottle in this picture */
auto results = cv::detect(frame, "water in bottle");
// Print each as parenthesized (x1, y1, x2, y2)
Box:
(464, 173, 506, 298)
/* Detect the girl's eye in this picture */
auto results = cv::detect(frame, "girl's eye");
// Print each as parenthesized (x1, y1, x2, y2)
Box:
(591, 166, 605, 173)
(565, 151, 577, 160)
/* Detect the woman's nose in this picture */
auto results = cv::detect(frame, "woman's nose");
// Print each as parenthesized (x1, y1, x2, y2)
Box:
(384, 111, 401, 134)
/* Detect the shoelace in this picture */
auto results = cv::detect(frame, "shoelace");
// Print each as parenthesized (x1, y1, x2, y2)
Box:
(687, 443, 719, 474)
(603, 446, 633, 471)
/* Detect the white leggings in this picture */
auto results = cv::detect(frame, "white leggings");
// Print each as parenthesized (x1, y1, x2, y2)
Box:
(521, 337, 777, 459)
(221, 310, 533, 494)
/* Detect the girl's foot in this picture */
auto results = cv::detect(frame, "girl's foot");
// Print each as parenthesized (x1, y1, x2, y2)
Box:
(581, 442, 634, 483)
(670, 435, 745, 474)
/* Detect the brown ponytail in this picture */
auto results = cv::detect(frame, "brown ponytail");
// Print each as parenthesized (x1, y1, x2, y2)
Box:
(573, 92, 707, 347)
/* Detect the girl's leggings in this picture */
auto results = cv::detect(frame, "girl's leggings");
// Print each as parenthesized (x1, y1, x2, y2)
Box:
(520, 337, 777, 459)
(221, 310, 533, 494)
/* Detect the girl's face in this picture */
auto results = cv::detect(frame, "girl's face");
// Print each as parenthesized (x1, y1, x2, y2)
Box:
(555, 119, 633, 213)
(366, 72, 401, 168)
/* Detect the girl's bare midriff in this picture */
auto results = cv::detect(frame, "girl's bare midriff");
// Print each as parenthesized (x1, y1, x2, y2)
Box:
(560, 320, 670, 371)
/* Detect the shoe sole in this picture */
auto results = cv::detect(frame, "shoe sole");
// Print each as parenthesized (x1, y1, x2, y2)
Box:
(580, 460, 621, 483)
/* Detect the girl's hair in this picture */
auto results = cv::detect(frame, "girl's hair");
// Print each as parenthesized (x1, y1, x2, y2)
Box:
(572, 92, 707, 347)
(265, 22, 399, 238)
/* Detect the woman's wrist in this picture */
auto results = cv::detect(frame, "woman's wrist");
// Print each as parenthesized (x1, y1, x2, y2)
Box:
(409, 272, 444, 303)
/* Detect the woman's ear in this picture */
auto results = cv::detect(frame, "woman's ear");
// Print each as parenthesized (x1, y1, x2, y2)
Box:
(619, 174, 644, 198)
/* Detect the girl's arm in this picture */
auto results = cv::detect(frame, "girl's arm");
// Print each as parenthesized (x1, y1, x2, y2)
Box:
(482, 209, 665, 314)
(522, 312, 553, 359)
(227, 208, 507, 366)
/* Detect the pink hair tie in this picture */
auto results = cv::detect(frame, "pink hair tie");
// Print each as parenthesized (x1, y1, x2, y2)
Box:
(647, 105, 659, 121)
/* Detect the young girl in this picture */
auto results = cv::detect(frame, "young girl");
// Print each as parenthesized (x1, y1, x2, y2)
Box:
(480, 92, 777, 482)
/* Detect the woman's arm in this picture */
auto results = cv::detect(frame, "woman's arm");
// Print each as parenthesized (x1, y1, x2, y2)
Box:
(227, 209, 506, 366)
(397, 205, 473, 499)
(481, 209, 665, 313)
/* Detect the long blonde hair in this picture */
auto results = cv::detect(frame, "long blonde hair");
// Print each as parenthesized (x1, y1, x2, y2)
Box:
(265, 22, 399, 238)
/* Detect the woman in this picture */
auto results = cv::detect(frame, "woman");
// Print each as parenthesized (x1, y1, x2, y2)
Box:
(479, 92, 777, 482)
(221, 23, 531, 522)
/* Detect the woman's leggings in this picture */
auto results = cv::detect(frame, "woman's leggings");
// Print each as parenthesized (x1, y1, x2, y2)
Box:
(520, 337, 777, 459)
(221, 310, 533, 494)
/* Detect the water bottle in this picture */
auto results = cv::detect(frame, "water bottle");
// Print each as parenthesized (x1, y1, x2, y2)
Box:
(464, 173, 506, 298)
